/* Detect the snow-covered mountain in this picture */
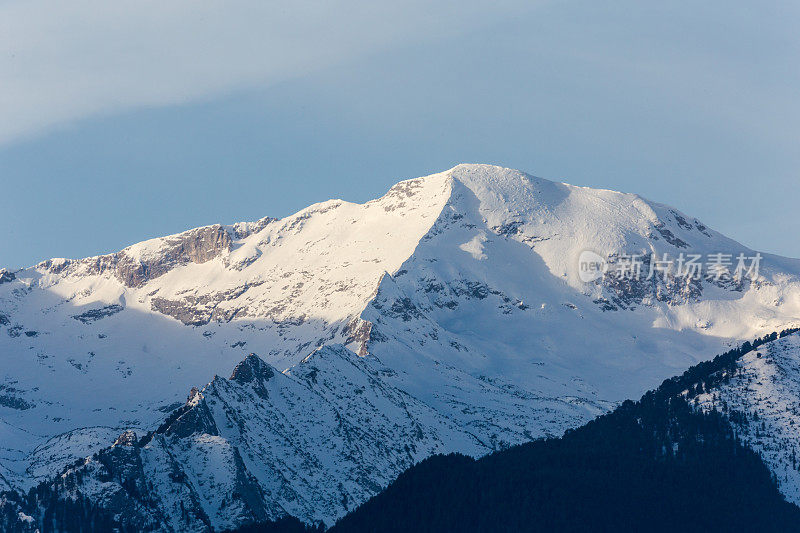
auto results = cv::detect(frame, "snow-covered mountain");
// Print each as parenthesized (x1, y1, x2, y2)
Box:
(2, 164, 800, 529)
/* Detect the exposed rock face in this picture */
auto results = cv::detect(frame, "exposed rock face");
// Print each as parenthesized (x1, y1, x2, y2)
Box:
(601, 263, 705, 310)
(230, 353, 275, 399)
(0, 270, 15, 285)
(38, 218, 275, 288)
(343, 318, 373, 356)
(150, 282, 265, 325)
(72, 304, 124, 324)
(113, 430, 138, 447)
(0, 395, 33, 411)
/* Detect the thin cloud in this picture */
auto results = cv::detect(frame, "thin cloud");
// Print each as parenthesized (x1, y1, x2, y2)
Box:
(0, 0, 535, 145)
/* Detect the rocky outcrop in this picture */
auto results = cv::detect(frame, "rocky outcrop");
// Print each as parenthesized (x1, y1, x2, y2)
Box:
(113, 430, 138, 447)
(150, 282, 264, 325)
(38, 219, 275, 288)
(0, 270, 15, 285)
(72, 304, 124, 324)
(0, 385, 33, 411)
(230, 353, 275, 400)
(601, 265, 704, 310)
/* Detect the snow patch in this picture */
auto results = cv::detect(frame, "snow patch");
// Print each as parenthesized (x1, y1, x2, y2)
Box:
(459, 233, 488, 260)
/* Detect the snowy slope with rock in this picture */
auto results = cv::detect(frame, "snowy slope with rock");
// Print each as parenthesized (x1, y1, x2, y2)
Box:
(2, 164, 800, 529)
(696, 334, 800, 506)
(20, 348, 490, 531)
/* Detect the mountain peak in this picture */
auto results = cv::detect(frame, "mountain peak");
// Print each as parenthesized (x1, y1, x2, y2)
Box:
(446, 162, 526, 176)
(230, 353, 275, 384)
(3, 164, 800, 529)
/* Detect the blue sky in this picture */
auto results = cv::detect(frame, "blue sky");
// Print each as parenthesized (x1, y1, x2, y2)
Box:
(2, 1, 799, 268)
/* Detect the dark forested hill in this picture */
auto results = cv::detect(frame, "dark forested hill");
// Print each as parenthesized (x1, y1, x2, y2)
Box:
(328, 330, 800, 533)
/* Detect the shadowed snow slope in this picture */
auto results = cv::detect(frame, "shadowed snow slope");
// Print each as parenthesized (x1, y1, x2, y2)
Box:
(2, 164, 800, 528)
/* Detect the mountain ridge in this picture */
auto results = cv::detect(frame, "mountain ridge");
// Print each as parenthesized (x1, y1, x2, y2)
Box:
(2, 164, 800, 530)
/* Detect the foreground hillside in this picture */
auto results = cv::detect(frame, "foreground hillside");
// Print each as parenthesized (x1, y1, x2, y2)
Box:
(7, 331, 800, 532)
(329, 330, 800, 533)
